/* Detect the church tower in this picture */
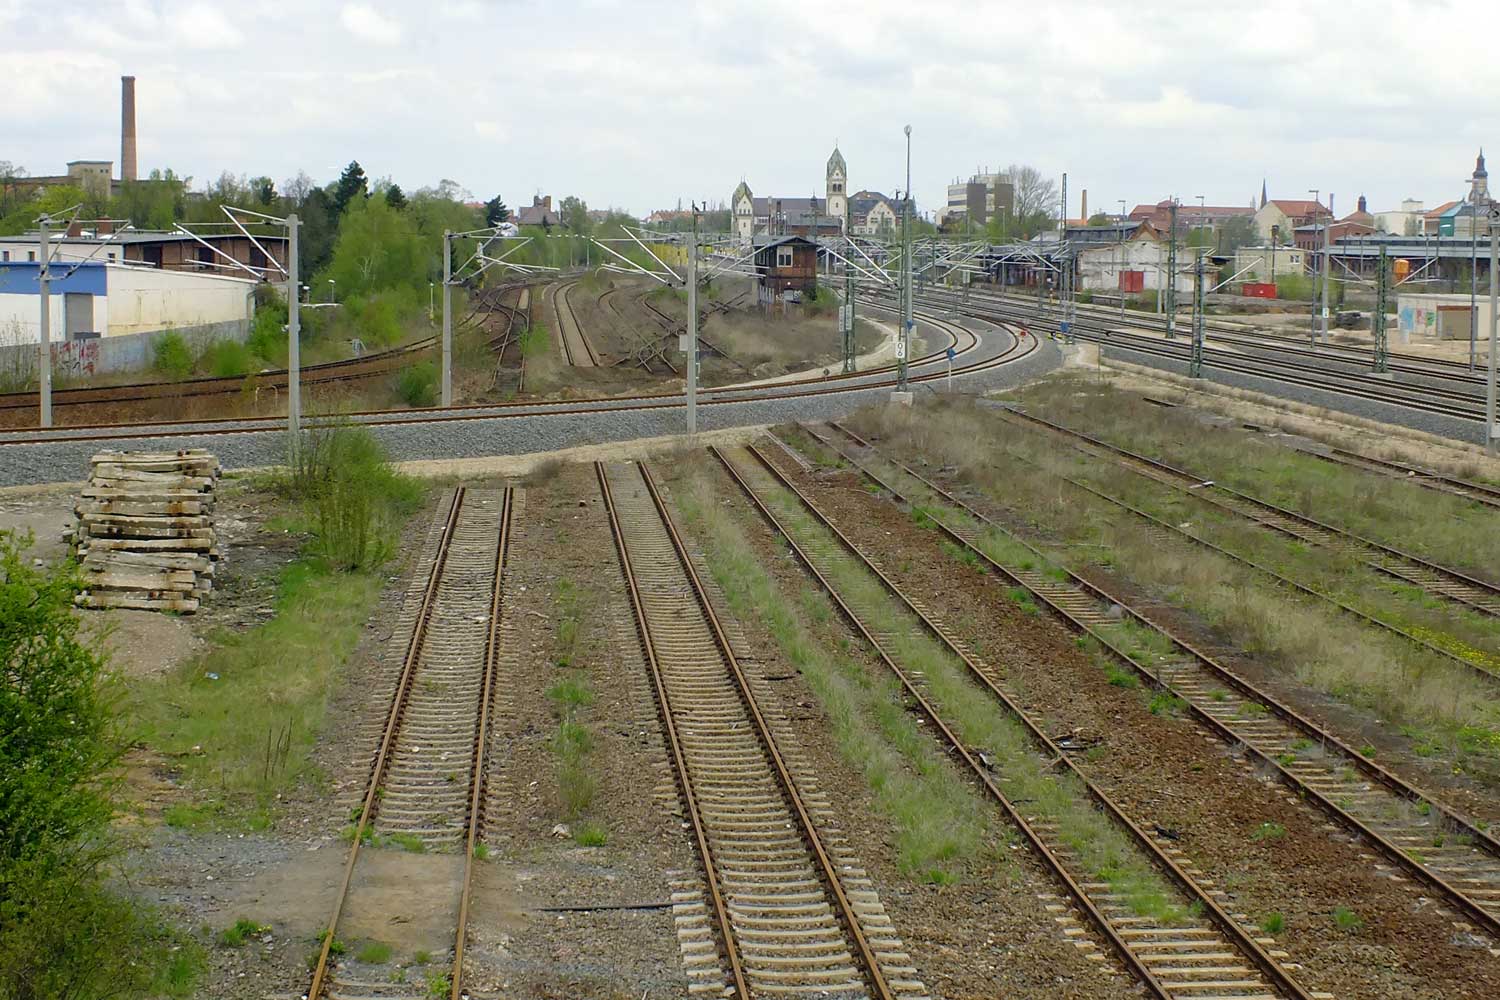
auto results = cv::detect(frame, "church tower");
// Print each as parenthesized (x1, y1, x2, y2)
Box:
(1472, 149, 1489, 204)
(826, 146, 847, 231)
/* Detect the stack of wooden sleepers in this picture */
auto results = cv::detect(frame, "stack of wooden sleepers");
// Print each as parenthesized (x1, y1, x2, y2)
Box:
(72, 449, 221, 613)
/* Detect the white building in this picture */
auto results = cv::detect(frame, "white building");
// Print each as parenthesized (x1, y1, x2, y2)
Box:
(731, 146, 851, 244)
(1375, 198, 1426, 236)
(1233, 245, 1307, 281)
(1073, 223, 1192, 294)
(0, 260, 256, 376)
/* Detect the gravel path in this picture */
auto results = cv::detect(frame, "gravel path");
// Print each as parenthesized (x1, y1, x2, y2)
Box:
(1104, 344, 1485, 444)
(0, 319, 1058, 488)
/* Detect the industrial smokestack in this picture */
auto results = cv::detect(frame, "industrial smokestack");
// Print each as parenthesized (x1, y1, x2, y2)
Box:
(1080, 189, 1087, 224)
(121, 76, 137, 182)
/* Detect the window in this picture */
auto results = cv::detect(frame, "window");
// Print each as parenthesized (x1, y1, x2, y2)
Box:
(28, 251, 36, 261)
(776, 246, 794, 267)
(1, 250, 8, 261)
(832, 182, 843, 193)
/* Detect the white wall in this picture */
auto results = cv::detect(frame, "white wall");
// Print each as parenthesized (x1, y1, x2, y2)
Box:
(105, 266, 256, 337)
(1078, 240, 1191, 293)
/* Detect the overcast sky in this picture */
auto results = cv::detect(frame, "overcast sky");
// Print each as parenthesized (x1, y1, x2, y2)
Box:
(4, 0, 1496, 219)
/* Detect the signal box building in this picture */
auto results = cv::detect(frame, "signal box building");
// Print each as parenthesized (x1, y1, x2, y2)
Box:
(752, 235, 818, 309)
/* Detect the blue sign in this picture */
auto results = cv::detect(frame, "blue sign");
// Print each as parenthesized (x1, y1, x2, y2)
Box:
(945, 347, 955, 361)
(1060, 321, 1071, 334)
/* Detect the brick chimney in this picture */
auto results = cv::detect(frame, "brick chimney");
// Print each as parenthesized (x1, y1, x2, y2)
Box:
(1080, 189, 1087, 222)
(66, 221, 84, 237)
(542, 195, 552, 211)
(121, 76, 137, 182)
(97, 219, 113, 235)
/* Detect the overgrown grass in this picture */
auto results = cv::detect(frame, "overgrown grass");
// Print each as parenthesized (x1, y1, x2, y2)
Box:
(394, 360, 438, 407)
(847, 395, 1500, 783)
(289, 422, 426, 571)
(546, 577, 603, 842)
(696, 457, 1186, 919)
(673, 468, 990, 879)
(152, 330, 194, 379)
(130, 557, 382, 829)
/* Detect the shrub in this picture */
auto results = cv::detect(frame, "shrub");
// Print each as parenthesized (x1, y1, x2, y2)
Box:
(202, 339, 255, 378)
(290, 423, 424, 571)
(152, 331, 194, 379)
(395, 361, 438, 408)
(247, 302, 288, 366)
(0, 531, 198, 996)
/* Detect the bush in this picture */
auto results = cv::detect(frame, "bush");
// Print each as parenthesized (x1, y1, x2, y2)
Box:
(246, 302, 289, 366)
(201, 339, 255, 378)
(395, 360, 438, 407)
(151, 331, 193, 380)
(0, 531, 198, 997)
(290, 424, 423, 570)
(1276, 274, 1315, 301)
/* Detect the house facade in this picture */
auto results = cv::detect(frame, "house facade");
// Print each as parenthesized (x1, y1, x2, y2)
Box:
(732, 147, 853, 244)
(1253, 199, 1332, 241)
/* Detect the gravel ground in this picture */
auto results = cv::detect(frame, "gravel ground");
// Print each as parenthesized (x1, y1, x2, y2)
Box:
(1103, 344, 1485, 444)
(0, 318, 1057, 489)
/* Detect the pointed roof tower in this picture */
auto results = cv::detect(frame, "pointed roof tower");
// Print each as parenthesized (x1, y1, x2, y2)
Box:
(1260, 179, 1268, 209)
(827, 145, 846, 180)
(1472, 149, 1489, 204)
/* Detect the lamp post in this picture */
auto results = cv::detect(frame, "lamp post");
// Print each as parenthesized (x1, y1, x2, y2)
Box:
(327, 278, 335, 303)
(428, 281, 435, 323)
(1308, 189, 1321, 344)
(36, 213, 53, 428)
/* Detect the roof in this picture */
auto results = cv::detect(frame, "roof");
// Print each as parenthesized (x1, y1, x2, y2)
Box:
(1267, 199, 1330, 216)
(752, 235, 817, 250)
(827, 147, 846, 177)
(751, 196, 821, 216)
(0, 230, 285, 246)
(1425, 200, 1460, 219)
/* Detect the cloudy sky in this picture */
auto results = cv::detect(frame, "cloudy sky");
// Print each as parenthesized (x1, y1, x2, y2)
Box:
(3, 0, 1496, 219)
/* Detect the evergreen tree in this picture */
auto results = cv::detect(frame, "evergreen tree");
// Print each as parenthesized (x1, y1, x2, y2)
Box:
(384, 183, 407, 211)
(484, 195, 510, 227)
(332, 160, 369, 218)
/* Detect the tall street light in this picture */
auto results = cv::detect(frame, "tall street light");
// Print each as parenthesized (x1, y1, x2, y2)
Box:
(898, 124, 912, 395)
(1308, 189, 1321, 344)
(1487, 198, 1499, 455)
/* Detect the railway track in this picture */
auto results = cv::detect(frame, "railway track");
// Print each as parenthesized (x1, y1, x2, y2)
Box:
(0, 303, 998, 452)
(598, 459, 922, 1000)
(601, 285, 679, 375)
(799, 420, 1500, 939)
(713, 441, 1327, 1000)
(0, 278, 534, 426)
(996, 406, 1500, 620)
(307, 486, 513, 1000)
(554, 280, 601, 367)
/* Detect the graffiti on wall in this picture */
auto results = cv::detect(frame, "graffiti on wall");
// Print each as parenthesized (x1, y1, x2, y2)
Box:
(51, 338, 100, 378)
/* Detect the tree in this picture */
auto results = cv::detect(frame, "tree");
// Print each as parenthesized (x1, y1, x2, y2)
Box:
(1086, 212, 1112, 226)
(298, 186, 338, 276)
(384, 184, 407, 211)
(1217, 215, 1258, 255)
(0, 162, 28, 217)
(1002, 163, 1059, 235)
(484, 196, 510, 227)
(321, 195, 425, 298)
(332, 160, 369, 218)
(251, 176, 276, 206)
(560, 195, 591, 234)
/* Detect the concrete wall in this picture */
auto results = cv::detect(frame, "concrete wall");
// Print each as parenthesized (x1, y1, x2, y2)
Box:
(1079, 240, 1192, 293)
(105, 266, 255, 337)
(1397, 292, 1496, 340)
(0, 319, 251, 382)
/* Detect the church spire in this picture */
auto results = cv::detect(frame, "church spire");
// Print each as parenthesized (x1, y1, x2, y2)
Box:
(1260, 179, 1267, 209)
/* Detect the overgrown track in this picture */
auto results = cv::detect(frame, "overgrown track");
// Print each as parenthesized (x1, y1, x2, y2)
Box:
(598, 459, 921, 1000)
(306, 486, 514, 1000)
(601, 286, 678, 375)
(997, 406, 1500, 619)
(806, 420, 1500, 940)
(715, 441, 1325, 1000)
(554, 280, 601, 367)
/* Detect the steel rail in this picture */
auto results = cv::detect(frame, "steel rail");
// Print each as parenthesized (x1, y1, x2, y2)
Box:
(717, 441, 1322, 1000)
(994, 441, 1500, 685)
(949, 284, 1491, 388)
(998, 405, 1500, 617)
(1135, 393, 1500, 512)
(305, 488, 465, 999)
(0, 310, 1005, 450)
(450, 486, 513, 999)
(0, 300, 971, 441)
(810, 421, 1500, 938)
(707, 448, 1173, 998)
(599, 461, 898, 1000)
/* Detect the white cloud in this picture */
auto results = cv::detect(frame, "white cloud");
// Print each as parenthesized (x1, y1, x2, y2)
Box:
(174, 4, 243, 49)
(340, 3, 402, 45)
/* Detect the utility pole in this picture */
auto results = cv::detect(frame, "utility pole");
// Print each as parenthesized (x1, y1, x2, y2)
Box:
(1308, 189, 1321, 344)
(440, 229, 453, 407)
(1473, 201, 1480, 372)
(843, 200, 856, 373)
(1190, 249, 1206, 378)
(1487, 201, 1499, 454)
(898, 124, 913, 395)
(287, 214, 301, 440)
(687, 203, 700, 434)
(1373, 244, 1389, 374)
(36, 214, 52, 428)
(1319, 193, 1333, 344)
(1118, 198, 1127, 318)
(1165, 200, 1178, 339)
(1060, 173, 1071, 341)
